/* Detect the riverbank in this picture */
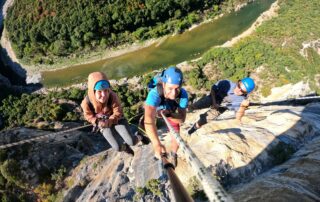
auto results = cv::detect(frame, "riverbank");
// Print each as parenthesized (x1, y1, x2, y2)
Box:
(1, 0, 255, 75)
(2, 0, 278, 86)
(0, 30, 164, 72)
(220, 0, 279, 47)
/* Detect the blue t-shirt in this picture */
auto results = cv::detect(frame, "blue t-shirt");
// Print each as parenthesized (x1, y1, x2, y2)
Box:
(212, 80, 246, 111)
(145, 87, 188, 111)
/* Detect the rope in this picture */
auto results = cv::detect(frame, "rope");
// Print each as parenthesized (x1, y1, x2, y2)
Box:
(0, 124, 92, 149)
(250, 95, 320, 106)
(160, 111, 234, 202)
(194, 95, 320, 109)
(127, 112, 147, 136)
(127, 112, 144, 123)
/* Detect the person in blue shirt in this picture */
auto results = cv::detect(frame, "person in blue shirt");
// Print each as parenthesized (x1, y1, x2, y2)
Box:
(187, 78, 255, 135)
(144, 66, 188, 167)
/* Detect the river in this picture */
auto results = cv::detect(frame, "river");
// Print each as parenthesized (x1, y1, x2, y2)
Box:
(42, 0, 275, 87)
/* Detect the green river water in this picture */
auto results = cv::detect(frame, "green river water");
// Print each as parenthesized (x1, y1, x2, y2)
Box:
(42, 0, 275, 87)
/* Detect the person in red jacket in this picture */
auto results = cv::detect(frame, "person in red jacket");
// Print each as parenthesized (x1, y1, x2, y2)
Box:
(81, 72, 149, 155)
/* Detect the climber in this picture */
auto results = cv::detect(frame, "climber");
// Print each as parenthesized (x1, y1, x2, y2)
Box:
(81, 72, 150, 156)
(143, 66, 189, 167)
(187, 77, 255, 135)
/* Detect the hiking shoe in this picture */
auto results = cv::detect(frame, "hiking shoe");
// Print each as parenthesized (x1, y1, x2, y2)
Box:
(187, 124, 198, 135)
(135, 132, 151, 145)
(170, 152, 178, 168)
(122, 143, 134, 156)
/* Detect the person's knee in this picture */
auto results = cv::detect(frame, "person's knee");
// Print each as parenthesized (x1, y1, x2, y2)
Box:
(111, 143, 120, 151)
(126, 138, 134, 146)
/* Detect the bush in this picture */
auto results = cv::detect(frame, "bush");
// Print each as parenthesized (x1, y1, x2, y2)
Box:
(185, 67, 208, 90)
(0, 90, 83, 129)
(0, 159, 25, 188)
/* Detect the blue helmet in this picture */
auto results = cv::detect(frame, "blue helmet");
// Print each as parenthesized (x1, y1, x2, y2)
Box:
(94, 80, 110, 90)
(162, 66, 183, 86)
(241, 77, 255, 93)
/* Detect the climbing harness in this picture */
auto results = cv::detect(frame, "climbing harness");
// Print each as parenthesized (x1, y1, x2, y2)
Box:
(161, 153, 194, 202)
(160, 111, 234, 202)
(0, 124, 92, 149)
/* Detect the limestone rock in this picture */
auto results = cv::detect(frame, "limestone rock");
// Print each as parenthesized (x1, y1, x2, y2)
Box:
(230, 135, 320, 202)
(176, 102, 320, 199)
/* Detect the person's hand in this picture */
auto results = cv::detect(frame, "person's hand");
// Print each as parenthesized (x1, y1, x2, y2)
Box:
(211, 103, 220, 109)
(157, 109, 171, 117)
(235, 118, 243, 126)
(98, 119, 110, 128)
(153, 143, 166, 159)
(96, 113, 108, 120)
(187, 105, 194, 112)
(241, 100, 250, 108)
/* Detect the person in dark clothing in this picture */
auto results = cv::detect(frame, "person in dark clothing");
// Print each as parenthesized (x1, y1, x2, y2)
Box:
(187, 78, 255, 135)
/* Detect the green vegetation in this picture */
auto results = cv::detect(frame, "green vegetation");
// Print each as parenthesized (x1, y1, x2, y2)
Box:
(6, 0, 223, 65)
(133, 186, 146, 201)
(113, 84, 148, 119)
(190, 0, 320, 95)
(0, 79, 148, 129)
(51, 166, 67, 189)
(187, 176, 208, 201)
(184, 66, 210, 90)
(0, 89, 85, 129)
(0, 159, 25, 188)
(134, 179, 162, 201)
(34, 182, 64, 202)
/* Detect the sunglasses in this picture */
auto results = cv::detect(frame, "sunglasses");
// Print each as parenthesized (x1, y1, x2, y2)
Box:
(237, 81, 247, 94)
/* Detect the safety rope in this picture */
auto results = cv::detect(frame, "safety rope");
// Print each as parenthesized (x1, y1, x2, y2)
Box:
(200, 95, 320, 109)
(160, 111, 234, 202)
(251, 95, 320, 106)
(128, 112, 144, 123)
(0, 124, 92, 149)
(190, 95, 320, 121)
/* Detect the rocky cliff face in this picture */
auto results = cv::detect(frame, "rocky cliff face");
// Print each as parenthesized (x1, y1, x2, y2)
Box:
(175, 101, 320, 201)
(1, 99, 319, 201)
(0, 122, 172, 201)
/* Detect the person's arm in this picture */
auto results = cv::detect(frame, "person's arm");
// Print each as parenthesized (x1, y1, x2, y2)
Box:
(236, 99, 249, 122)
(81, 98, 97, 125)
(108, 91, 123, 126)
(144, 105, 166, 158)
(210, 86, 219, 108)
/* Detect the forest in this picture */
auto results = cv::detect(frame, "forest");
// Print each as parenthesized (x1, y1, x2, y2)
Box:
(5, 0, 223, 65)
